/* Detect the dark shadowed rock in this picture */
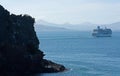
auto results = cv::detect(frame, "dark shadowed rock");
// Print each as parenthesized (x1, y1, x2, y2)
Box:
(0, 5, 66, 75)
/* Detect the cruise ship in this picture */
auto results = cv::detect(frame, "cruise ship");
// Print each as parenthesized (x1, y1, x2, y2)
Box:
(92, 26, 112, 37)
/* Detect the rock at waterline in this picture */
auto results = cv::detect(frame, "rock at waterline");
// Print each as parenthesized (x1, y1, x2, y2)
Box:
(0, 5, 66, 75)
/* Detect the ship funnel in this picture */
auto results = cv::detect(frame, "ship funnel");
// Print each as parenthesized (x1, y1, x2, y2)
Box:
(97, 26, 100, 29)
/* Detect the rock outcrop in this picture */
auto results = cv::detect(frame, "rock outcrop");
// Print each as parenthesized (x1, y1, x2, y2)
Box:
(0, 5, 66, 75)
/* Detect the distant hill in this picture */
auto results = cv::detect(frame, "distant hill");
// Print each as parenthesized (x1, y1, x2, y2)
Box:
(35, 24, 67, 31)
(35, 20, 67, 31)
(109, 22, 120, 31)
(35, 20, 96, 31)
(61, 22, 97, 31)
(36, 20, 59, 26)
(35, 20, 120, 31)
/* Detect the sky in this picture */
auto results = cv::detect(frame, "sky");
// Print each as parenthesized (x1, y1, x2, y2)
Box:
(0, 0, 120, 24)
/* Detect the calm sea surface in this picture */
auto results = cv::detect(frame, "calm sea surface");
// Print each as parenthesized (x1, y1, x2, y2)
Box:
(35, 31, 120, 76)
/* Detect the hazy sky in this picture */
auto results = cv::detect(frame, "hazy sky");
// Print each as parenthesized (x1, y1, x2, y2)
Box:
(1, 0, 120, 24)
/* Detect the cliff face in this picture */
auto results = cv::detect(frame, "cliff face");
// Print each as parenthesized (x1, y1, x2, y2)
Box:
(0, 5, 65, 75)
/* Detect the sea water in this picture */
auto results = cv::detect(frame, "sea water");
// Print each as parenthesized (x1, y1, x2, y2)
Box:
(35, 31, 120, 76)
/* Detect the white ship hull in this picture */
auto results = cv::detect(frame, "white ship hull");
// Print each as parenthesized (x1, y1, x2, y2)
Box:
(92, 33, 112, 37)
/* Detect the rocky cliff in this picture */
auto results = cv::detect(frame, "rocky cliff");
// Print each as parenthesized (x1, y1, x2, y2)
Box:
(0, 5, 65, 75)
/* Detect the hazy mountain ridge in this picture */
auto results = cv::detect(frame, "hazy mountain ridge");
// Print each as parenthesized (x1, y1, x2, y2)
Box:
(35, 24, 67, 31)
(35, 20, 68, 31)
(109, 22, 120, 31)
(35, 20, 120, 31)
